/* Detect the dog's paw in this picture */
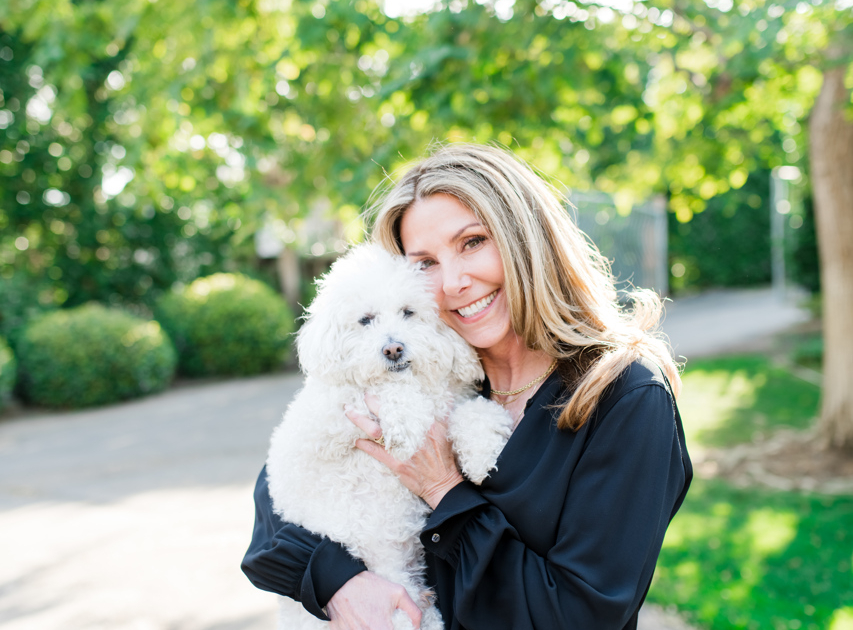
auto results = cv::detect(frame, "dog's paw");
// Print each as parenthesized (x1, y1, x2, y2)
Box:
(375, 392, 438, 461)
(382, 424, 425, 461)
(448, 398, 514, 484)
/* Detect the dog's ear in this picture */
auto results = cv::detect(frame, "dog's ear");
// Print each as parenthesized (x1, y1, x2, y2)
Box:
(439, 325, 484, 385)
(296, 307, 342, 378)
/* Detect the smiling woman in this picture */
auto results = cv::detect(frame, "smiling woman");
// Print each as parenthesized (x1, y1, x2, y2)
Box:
(243, 143, 692, 630)
(371, 144, 680, 428)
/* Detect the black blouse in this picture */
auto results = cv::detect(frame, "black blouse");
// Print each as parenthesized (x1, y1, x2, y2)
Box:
(242, 358, 692, 630)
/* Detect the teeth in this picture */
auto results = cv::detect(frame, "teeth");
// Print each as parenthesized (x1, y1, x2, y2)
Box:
(457, 291, 497, 318)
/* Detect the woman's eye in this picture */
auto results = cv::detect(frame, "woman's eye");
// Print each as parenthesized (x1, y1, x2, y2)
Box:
(358, 315, 374, 326)
(418, 259, 436, 270)
(464, 235, 486, 249)
(402, 308, 414, 318)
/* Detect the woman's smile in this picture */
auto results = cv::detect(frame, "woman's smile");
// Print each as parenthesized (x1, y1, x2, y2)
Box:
(454, 289, 499, 319)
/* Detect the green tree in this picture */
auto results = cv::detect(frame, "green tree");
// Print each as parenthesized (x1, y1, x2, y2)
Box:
(0, 17, 232, 315)
(621, 0, 852, 449)
(299, 0, 853, 448)
(2, 0, 850, 447)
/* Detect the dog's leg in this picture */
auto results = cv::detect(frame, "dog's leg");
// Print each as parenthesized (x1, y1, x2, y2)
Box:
(276, 381, 364, 462)
(447, 397, 514, 484)
(371, 384, 449, 461)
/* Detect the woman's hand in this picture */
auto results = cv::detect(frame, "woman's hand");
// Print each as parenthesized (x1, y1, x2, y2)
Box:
(327, 571, 422, 630)
(346, 394, 464, 509)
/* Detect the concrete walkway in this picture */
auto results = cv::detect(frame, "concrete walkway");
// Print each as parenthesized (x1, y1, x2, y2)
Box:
(0, 288, 812, 630)
(661, 286, 811, 360)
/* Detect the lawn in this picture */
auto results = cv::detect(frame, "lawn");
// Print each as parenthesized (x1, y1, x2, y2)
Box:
(647, 353, 853, 630)
(652, 479, 853, 630)
(676, 354, 821, 450)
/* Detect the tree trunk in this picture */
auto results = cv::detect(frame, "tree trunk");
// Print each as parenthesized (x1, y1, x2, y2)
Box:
(809, 64, 853, 451)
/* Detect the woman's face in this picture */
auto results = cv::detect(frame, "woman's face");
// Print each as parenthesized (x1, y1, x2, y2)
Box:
(399, 193, 514, 351)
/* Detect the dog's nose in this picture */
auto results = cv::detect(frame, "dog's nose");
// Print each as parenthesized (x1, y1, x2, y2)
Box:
(382, 342, 405, 362)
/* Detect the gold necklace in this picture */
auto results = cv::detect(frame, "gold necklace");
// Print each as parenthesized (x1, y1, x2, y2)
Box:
(490, 359, 558, 397)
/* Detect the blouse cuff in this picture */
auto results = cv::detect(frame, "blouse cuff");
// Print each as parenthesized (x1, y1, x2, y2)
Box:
(420, 480, 489, 566)
(301, 538, 367, 620)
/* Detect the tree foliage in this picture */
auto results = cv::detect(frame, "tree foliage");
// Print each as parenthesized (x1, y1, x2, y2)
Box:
(1, 0, 848, 309)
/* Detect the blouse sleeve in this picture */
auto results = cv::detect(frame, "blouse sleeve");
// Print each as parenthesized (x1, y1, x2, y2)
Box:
(421, 383, 691, 630)
(240, 466, 368, 620)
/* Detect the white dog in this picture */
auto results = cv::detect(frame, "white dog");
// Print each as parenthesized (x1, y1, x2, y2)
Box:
(266, 244, 514, 630)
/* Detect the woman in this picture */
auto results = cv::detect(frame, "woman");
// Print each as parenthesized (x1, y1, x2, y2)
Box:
(242, 143, 692, 630)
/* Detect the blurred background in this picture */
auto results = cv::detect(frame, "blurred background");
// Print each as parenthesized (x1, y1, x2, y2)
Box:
(1, 1, 851, 629)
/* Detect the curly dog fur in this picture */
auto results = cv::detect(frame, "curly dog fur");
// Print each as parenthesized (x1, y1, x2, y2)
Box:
(266, 244, 513, 630)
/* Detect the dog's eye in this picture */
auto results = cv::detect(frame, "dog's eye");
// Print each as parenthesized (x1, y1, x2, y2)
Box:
(358, 314, 375, 326)
(402, 308, 414, 319)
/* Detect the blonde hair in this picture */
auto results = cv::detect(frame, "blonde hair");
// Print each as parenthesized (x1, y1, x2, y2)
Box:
(367, 143, 680, 431)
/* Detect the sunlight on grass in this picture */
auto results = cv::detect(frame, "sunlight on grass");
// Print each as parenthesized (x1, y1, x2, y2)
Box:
(679, 367, 759, 447)
(830, 607, 853, 630)
(678, 355, 821, 449)
(650, 354, 849, 629)
(745, 509, 797, 554)
(652, 479, 853, 630)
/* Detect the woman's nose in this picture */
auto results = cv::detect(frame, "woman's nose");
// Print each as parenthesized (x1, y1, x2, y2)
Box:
(441, 259, 471, 296)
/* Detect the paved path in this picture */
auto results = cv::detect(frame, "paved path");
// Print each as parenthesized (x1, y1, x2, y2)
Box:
(661, 287, 811, 360)
(0, 288, 811, 630)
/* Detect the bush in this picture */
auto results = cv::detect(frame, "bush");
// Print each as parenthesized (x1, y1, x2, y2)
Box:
(668, 170, 772, 293)
(0, 336, 16, 411)
(668, 169, 820, 295)
(16, 304, 177, 408)
(789, 196, 821, 294)
(0, 273, 54, 352)
(156, 273, 294, 376)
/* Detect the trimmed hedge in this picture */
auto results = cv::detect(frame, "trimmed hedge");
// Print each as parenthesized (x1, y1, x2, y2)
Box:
(156, 273, 294, 376)
(17, 304, 177, 408)
(0, 336, 15, 411)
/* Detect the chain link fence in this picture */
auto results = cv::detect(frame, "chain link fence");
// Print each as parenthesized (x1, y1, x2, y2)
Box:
(569, 192, 669, 297)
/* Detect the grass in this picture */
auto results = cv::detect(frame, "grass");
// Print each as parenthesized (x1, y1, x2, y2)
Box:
(650, 479, 853, 630)
(791, 335, 824, 371)
(646, 353, 853, 630)
(677, 354, 822, 449)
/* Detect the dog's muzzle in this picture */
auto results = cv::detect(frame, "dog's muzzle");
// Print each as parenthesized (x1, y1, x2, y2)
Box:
(382, 341, 410, 372)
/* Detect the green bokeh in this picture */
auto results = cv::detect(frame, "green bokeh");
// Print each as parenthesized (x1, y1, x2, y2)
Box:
(0, 335, 16, 410)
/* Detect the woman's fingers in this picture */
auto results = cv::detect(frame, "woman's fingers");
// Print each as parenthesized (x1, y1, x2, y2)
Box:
(326, 571, 421, 630)
(356, 423, 462, 508)
(414, 422, 464, 508)
(355, 438, 397, 466)
(345, 394, 384, 443)
(394, 584, 423, 629)
(364, 392, 382, 417)
(345, 405, 382, 441)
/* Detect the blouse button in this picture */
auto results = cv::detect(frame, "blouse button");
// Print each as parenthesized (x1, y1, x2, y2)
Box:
(431, 533, 441, 543)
